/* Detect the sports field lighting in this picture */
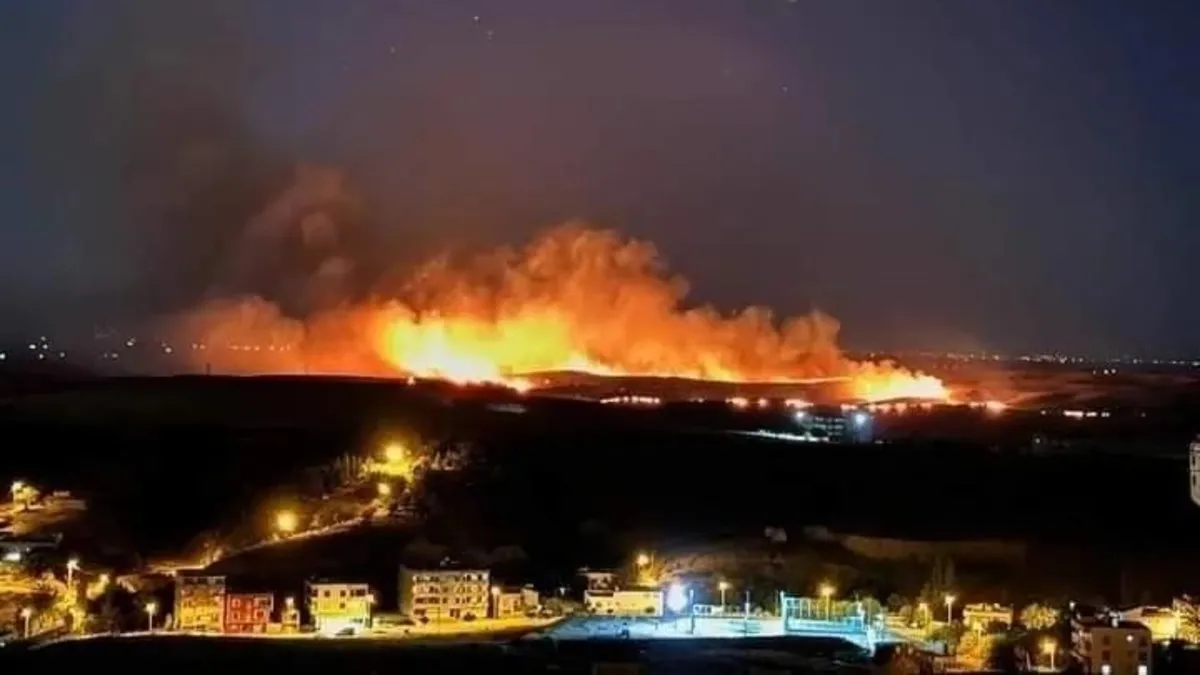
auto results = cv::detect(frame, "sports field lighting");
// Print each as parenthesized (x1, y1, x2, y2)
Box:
(819, 582, 835, 618)
(666, 582, 689, 614)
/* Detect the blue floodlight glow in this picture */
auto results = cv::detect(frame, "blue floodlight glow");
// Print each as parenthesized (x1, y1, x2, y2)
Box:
(666, 583, 689, 613)
(853, 411, 869, 428)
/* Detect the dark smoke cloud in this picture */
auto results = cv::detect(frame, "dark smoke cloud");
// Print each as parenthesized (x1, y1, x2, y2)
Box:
(5, 2, 291, 331)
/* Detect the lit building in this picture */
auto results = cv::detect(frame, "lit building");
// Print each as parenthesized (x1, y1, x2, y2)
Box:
(398, 566, 489, 622)
(1071, 616, 1152, 675)
(225, 593, 273, 634)
(962, 603, 1013, 632)
(583, 588, 664, 617)
(307, 581, 373, 635)
(1118, 607, 1178, 643)
(175, 574, 226, 633)
(1189, 435, 1200, 508)
(494, 585, 540, 618)
(794, 407, 873, 443)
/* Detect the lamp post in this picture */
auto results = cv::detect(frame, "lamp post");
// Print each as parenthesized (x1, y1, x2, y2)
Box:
(275, 509, 297, 536)
(66, 557, 80, 587)
(944, 594, 956, 625)
(145, 601, 158, 632)
(718, 581, 730, 611)
(1042, 638, 1057, 670)
(490, 585, 501, 619)
(20, 607, 32, 638)
(819, 583, 835, 620)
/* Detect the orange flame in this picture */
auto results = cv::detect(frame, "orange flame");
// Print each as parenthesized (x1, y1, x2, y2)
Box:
(173, 224, 948, 402)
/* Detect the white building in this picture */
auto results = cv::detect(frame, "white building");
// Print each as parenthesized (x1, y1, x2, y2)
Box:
(962, 603, 1013, 631)
(1118, 607, 1178, 643)
(398, 566, 490, 621)
(1072, 617, 1152, 675)
(307, 581, 373, 635)
(1189, 435, 1200, 508)
(584, 588, 664, 617)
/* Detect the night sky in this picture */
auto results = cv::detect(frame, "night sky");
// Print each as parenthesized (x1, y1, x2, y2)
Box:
(1, 0, 1197, 355)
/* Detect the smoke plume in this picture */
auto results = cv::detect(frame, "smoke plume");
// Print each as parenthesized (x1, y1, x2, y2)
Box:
(165, 170, 946, 401)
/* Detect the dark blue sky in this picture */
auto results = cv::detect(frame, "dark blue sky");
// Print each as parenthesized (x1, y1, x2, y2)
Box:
(1, 0, 1197, 355)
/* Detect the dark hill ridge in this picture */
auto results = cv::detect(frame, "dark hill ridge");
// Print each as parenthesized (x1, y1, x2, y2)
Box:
(0, 374, 1196, 599)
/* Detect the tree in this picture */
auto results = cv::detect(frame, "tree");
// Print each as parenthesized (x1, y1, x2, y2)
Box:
(1019, 603, 1058, 630)
(1173, 596, 1200, 643)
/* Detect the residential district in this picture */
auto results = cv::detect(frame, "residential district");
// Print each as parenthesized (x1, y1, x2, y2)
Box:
(3, 433, 1200, 675)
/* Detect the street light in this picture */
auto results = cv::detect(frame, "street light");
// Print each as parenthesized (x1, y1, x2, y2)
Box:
(384, 443, 406, 463)
(490, 585, 501, 618)
(944, 594, 956, 624)
(819, 583, 835, 620)
(19, 607, 32, 637)
(275, 509, 298, 535)
(377, 482, 392, 497)
(10, 480, 23, 501)
(98, 573, 110, 589)
(66, 557, 80, 587)
(1042, 637, 1057, 670)
(635, 552, 650, 568)
(718, 581, 731, 610)
(918, 601, 930, 626)
(145, 601, 158, 631)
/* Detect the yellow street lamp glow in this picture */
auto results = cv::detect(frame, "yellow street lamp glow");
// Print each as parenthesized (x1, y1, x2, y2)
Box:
(19, 607, 32, 619)
(377, 482, 392, 497)
(819, 583, 835, 598)
(285, 596, 295, 609)
(145, 601, 157, 615)
(490, 585, 501, 596)
(384, 443, 406, 463)
(635, 553, 650, 567)
(275, 509, 298, 534)
(718, 581, 730, 592)
(99, 573, 110, 587)
(1042, 638, 1057, 654)
(67, 557, 79, 571)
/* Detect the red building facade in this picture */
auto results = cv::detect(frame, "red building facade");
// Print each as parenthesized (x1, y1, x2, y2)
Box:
(226, 593, 273, 633)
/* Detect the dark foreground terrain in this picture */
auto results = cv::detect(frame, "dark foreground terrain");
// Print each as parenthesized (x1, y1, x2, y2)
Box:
(3, 634, 892, 675)
(1, 374, 1198, 602)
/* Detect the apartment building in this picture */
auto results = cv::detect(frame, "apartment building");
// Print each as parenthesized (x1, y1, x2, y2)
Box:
(175, 574, 226, 633)
(1072, 616, 1152, 675)
(226, 593, 273, 634)
(398, 566, 489, 621)
(308, 581, 373, 635)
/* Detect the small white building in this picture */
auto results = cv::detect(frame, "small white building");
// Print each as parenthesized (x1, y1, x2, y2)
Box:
(1190, 435, 1200, 508)
(1118, 606, 1178, 643)
(1072, 616, 1152, 675)
(584, 588, 663, 617)
(307, 581, 373, 635)
(962, 603, 1013, 631)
